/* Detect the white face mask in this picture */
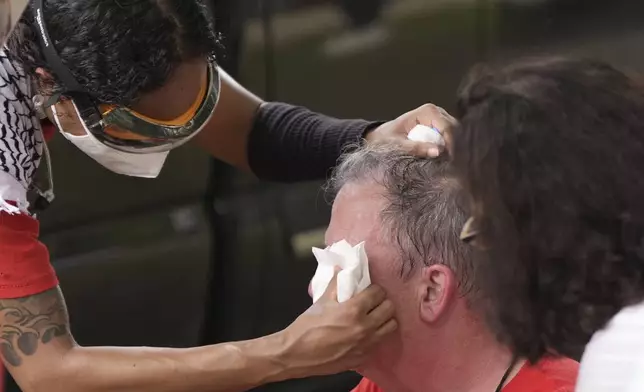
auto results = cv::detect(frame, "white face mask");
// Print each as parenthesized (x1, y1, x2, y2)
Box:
(51, 105, 169, 178)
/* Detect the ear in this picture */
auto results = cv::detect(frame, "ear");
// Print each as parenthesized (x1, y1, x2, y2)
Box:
(35, 67, 52, 79)
(417, 265, 457, 324)
(34, 67, 56, 94)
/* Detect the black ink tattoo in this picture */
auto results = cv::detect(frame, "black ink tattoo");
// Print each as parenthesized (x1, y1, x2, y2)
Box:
(0, 288, 69, 367)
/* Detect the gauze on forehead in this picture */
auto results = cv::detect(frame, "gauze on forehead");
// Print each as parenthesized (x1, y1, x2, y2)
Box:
(310, 240, 371, 303)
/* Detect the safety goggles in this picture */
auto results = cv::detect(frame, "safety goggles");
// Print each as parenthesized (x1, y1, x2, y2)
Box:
(67, 61, 220, 154)
(33, 0, 220, 154)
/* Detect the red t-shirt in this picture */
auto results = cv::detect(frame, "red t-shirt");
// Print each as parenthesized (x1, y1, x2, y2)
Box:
(0, 120, 58, 298)
(0, 211, 58, 298)
(0, 211, 58, 392)
(352, 357, 579, 392)
(41, 119, 57, 142)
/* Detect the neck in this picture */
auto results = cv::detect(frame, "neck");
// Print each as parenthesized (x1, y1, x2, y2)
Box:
(365, 316, 522, 392)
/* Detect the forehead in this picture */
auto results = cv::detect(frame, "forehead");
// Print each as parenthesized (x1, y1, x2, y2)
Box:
(326, 181, 386, 246)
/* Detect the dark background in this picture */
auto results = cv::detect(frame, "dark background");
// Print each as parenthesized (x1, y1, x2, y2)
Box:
(6, 0, 644, 390)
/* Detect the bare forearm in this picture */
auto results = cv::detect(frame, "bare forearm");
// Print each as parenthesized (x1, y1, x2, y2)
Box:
(1, 288, 302, 392)
(47, 334, 294, 392)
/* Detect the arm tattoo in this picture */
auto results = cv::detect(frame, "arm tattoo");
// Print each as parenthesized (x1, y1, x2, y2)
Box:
(0, 288, 70, 367)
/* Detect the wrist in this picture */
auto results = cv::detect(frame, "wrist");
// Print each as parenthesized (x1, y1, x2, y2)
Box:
(261, 329, 329, 383)
(362, 121, 386, 143)
(264, 331, 312, 382)
(236, 331, 304, 386)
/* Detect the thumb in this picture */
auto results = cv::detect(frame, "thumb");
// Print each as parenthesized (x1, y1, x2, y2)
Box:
(320, 267, 341, 302)
(397, 139, 442, 158)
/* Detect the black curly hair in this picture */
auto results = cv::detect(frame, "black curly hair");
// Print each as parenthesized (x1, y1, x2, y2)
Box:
(6, 0, 219, 105)
(451, 57, 644, 362)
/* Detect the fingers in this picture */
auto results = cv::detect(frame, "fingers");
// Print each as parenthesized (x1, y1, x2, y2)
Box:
(366, 298, 396, 328)
(375, 318, 398, 339)
(349, 284, 387, 313)
(397, 139, 441, 158)
(396, 104, 456, 157)
(319, 269, 340, 302)
(413, 104, 458, 134)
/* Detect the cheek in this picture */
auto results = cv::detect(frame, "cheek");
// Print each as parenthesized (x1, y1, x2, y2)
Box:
(368, 259, 411, 312)
(367, 260, 390, 289)
(50, 105, 88, 136)
(64, 123, 88, 137)
(367, 256, 423, 338)
(359, 266, 411, 370)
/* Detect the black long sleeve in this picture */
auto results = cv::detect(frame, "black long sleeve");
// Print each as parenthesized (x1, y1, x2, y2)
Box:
(248, 102, 382, 183)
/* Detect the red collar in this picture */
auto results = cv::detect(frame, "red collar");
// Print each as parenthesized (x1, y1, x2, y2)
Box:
(40, 119, 56, 142)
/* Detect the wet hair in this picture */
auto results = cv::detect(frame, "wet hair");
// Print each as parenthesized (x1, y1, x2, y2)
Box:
(330, 145, 474, 297)
(6, 0, 219, 105)
(452, 57, 644, 361)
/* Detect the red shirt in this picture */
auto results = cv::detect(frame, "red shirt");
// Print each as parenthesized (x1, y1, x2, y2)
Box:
(352, 358, 579, 392)
(41, 119, 57, 142)
(0, 120, 58, 297)
(0, 119, 59, 390)
(0, 211, 58, 392)
(0, 211, 58, 298)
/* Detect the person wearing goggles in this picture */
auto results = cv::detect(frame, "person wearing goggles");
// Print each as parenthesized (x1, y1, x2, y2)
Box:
(9, 0, 446, 199)
(0, 0, 451, 391)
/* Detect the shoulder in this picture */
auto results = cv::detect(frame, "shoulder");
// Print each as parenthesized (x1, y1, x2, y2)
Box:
(351, 378, 383, 392)
(577, 301, 644, 391)
(534, 357, 579, 390)
(506, 357, 579, 392)
(0, 48, 36, 121)
(0, 49, 32, 100)
(0, 49, 43, 192)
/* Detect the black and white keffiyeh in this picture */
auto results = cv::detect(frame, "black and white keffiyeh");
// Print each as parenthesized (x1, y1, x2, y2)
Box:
(0, 49, 43, 213)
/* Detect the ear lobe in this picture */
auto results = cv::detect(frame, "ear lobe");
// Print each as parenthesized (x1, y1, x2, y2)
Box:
(418, 265, 456, 324)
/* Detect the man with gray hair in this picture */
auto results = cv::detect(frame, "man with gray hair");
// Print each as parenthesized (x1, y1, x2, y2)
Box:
(323, 145, 578, 392)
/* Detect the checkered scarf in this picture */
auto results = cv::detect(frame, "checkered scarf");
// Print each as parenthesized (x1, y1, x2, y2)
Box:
(0, 49, 43, 213)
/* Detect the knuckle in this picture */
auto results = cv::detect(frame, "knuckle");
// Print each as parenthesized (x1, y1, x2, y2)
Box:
(419, 103, 439, 112)
(354, 325, 370, 340)
(436, 105, 449, 116)
(376, 288, 388, 302)
(361, 285, 377, 299)
(369, 285, 385, 297)
(382, 299, 395, 313)
(345, 303, 363, 319)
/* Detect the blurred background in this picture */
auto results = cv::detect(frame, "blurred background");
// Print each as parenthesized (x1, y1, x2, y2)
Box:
(6, 0, 644, 390)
